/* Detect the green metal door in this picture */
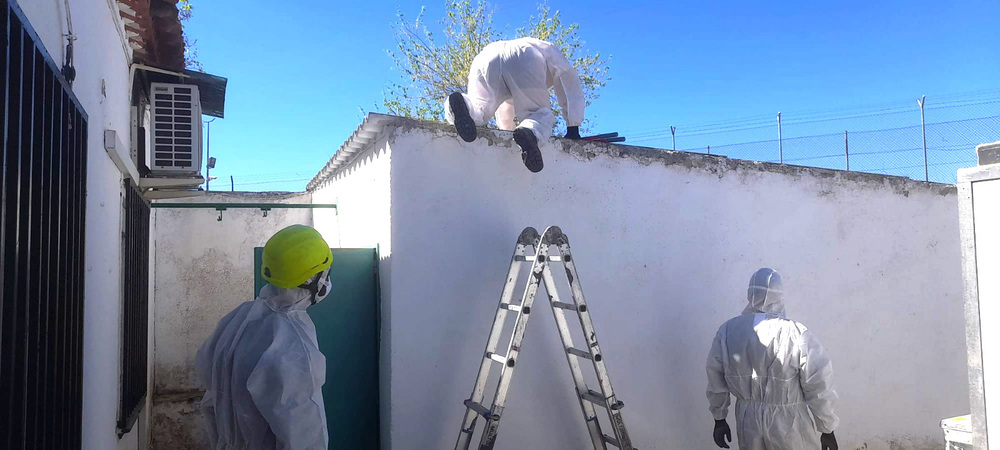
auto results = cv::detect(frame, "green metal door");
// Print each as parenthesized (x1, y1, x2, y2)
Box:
(255, 247, 380, 449)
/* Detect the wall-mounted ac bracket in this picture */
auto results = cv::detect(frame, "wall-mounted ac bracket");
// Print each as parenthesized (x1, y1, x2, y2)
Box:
(104, 129, 140, 181)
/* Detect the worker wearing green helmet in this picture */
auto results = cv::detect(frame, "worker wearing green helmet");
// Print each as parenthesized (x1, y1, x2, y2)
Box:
(196, 224, 333, 449)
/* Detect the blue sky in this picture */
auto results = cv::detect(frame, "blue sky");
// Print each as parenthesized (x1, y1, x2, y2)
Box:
(184, 0, 1000, 191)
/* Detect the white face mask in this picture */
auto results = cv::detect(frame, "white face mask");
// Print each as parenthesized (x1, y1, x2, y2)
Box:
(307, 267, 333, 305)
(313, 274, 332, 304)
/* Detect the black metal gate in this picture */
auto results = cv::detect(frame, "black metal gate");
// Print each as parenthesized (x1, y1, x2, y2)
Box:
(0, 1, 88, 448)
(118, 180, 149, 436)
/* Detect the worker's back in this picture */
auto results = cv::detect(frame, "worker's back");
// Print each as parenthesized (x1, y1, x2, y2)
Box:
(196, 284, 328, 449)
(472, 37, 573, 86)
(713, 312, 810, 406)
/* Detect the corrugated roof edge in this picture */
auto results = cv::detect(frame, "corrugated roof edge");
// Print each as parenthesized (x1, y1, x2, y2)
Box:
(307, 113, 957, 196)
(307, 113, 398, 191)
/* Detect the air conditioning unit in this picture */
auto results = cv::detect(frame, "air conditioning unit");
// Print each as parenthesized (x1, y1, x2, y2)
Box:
(148, 83, 202, 174)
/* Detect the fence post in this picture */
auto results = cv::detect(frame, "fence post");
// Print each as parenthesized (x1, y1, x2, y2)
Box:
(205, 118, 214, 191)
(670, 125, 676, 151)
(917, 95, 928, 182)
(777, 112, 783, 163)
(845, 130, 849, 171)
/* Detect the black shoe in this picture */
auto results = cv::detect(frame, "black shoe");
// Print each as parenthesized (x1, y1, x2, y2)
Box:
(449, 92, 477, 142)
(514, 128, 543, 173)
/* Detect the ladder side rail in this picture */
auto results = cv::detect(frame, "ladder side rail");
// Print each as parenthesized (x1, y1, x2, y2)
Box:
(540, 264, 607, 449)
(553, 233, 634, 450)
(477, 242, 550, 450)
(456, 228, 539, 450)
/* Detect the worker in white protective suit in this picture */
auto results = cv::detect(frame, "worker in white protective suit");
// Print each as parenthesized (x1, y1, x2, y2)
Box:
(445, 37, 586, 173)
(706, 268, 840, 450)
(196, 224, 334, 449)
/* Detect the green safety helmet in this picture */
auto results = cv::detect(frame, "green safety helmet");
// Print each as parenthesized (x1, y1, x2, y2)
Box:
(261, 225, 333, 289)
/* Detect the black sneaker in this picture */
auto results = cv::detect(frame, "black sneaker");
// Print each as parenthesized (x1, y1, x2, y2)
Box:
(449, 92, 477, 142)
(513, 128, 543, 173)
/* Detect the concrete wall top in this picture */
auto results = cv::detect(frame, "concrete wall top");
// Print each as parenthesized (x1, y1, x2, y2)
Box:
(309, 113, 957, 199)
(154, 191, 313, 203)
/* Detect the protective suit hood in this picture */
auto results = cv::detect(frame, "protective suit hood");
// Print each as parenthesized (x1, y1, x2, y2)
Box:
(261, 272, 332, 313)
(261, 284, 313, 312)
(742, 268, 786, 317)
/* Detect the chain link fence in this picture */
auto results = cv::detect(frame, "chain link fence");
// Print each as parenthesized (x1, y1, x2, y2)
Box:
(629, 92, 1000, 184)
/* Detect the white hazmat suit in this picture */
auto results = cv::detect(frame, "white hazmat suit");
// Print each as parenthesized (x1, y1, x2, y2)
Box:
(445, 37, 585, 141)
(706, 269, 839, 450)
(196, 282, 331, 449)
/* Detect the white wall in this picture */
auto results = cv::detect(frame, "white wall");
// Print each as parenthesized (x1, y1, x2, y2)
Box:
(149, 192, 313, 448)
(312, 134, 393, 252)
(343, 121, 965, 449)
(311, 134, 394, 447)
(17, 1, 139, 448)
(970, 177, 1000, 446)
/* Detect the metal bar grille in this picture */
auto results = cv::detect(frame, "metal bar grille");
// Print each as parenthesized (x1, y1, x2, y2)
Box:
(150, 83, 200, 171)
(0, 1, 88, 447)
(118, 179, 149, 435)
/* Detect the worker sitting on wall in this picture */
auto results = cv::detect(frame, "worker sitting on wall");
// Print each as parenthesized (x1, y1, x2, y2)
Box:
(196, 224, 333, 449)
(445, 37, 585, 173)
(706, 268, 840, 450)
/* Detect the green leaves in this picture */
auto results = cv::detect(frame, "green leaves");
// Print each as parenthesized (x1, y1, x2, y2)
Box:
(178, 0, 193, 21)
(178, 0, 203, 71)
(384, 0, 610, 133)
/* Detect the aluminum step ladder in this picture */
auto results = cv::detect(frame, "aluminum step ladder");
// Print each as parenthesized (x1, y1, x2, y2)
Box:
(455, 226, 633, 450)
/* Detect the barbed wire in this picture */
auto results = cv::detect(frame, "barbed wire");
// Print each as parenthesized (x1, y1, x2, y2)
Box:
(626, 89, 1000, 138)
(627, 91, 999, 184)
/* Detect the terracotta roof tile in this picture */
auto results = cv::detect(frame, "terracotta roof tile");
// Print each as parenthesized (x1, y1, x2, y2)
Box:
(118, 0, 185, 70)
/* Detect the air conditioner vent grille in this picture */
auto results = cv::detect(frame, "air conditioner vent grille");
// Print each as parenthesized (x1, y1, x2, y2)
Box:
(149, 83, 202, 172)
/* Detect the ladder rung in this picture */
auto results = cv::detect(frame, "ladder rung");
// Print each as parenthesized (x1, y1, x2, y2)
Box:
(581, 390, 607, 408)
(515, 255, 563, 262)
(581, 390, 624, 410)
(566, 347, 592, 360)
(486, 352, 507, 364)
(603, 434, 621, 448)
(551, 301, 579, 311)
(464, 399, 493, 419)
(500, 303, 522, 312)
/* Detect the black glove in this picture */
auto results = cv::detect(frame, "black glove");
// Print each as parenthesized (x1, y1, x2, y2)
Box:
(565, 126, 581, 139)
(821, 432, 838, 450)
(713, 419, 731, 448)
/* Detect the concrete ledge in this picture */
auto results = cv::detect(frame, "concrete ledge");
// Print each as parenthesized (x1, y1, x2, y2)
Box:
(310, 113, 956, 198)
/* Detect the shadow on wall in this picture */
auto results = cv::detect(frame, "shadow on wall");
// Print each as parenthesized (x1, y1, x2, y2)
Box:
(151, 394, 203, 449)
(416, 197, 526, 443)
(377, 252, 392, 449)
